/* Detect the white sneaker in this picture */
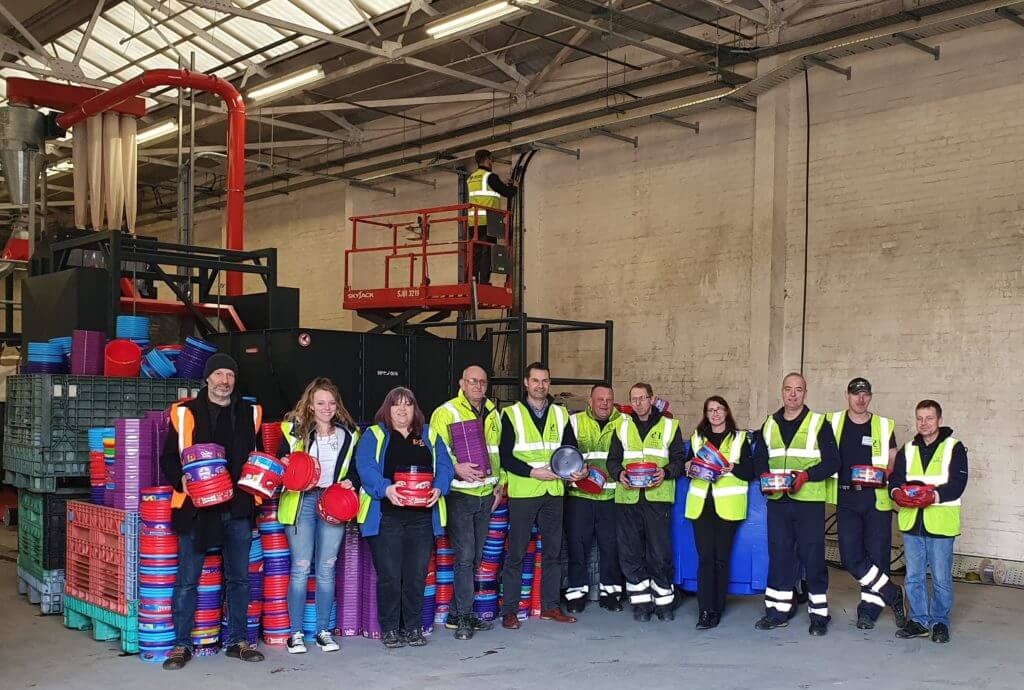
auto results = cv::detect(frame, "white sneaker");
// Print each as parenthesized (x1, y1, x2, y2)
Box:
(286, 631, 307, 654)
(315, 630, 339, 652)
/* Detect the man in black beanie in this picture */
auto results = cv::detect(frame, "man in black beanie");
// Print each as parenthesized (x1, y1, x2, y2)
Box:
(160, 352, 265, 670)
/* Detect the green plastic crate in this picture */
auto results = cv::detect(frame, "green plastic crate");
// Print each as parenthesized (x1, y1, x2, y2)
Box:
(18, 489, 90, 572)
(63, 594, 139, 654)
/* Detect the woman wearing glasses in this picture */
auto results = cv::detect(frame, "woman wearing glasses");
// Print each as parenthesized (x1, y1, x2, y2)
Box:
(684, 396, 755, 629)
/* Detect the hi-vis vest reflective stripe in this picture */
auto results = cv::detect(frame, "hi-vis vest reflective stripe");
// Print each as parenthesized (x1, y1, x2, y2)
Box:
(277, 420, 359, 526)
(467, 168, 502, 228)
(502, 402, 569, 499)
(897, 437, 961, 537)
(684, 431, 749, 521)
(169, 401, 263, 509)
(825, 412, 893, 511)
(434, 395, 501, 495)
(356, 424, 447, 526)
(762, 412, 826, 502)
(568, 411, 622, 500)
(614, 416, 679, 505)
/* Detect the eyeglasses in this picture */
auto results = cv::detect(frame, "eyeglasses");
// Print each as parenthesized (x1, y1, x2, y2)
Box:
(629, 395, 650, 404)
(464, 378, 488, 387)
(707, 408, 726, 415)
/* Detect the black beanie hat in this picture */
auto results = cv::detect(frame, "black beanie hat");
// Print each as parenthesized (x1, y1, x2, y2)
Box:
(203, 352, 238, 380)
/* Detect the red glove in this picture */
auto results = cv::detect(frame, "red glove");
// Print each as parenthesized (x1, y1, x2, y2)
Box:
(789, 471, 809, 494)
(891, 488, 914, 508)
(915, 488, 937, 507)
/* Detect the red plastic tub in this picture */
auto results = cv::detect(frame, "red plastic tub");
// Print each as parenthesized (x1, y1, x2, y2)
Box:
(104, 338, 142, 377)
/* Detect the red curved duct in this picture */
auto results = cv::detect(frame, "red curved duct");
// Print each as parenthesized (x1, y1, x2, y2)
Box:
(57, 69, 247, 296)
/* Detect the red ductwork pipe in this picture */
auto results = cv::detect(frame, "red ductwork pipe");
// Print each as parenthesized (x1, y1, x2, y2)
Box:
(56, 69, 247, 296)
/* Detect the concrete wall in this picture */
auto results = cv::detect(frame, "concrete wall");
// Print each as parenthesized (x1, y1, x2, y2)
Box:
(150, 22, 1024, 560)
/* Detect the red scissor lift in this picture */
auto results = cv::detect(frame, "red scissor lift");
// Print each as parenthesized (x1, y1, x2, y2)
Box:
(344, 204, 515, 331)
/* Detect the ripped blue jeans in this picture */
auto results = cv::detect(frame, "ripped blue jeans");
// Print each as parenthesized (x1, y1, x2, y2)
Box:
(285, 489, 346, 634)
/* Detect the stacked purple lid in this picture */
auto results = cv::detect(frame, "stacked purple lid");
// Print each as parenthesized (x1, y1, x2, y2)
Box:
(109, 418, 157, 511)
(71, 330, 106, 375)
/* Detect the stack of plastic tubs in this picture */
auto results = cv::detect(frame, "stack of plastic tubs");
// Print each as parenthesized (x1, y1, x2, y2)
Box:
(109, 418, 156, 511)
(433, 535, 454, 626)
(116, 315, 150, 350)
(192, 552, 223, 656)
(138, 487, 177, 663)
(359, 543, 381, 640)
(514, 527, 540, 620)
(63, 501, 140, 653)
(246, 530, 264, 645)
(24, 341, 67, 374)
(261, 422, 283, 456)
(334, 527, 364, 637)
(87, 427, 113, 504)
(301, 574, 338, 638)
(258, 498, 291, 645)
(174, 337, 216, 380)
(16, 489, 88, 614)
(530, 534, 543, 617)
(472, 502, 509, 621)
(422, 552, 437, 634)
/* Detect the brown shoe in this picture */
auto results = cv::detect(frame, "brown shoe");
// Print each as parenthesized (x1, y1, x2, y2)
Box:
(540, 608, 577, 623)
(502, 614, 521, 630)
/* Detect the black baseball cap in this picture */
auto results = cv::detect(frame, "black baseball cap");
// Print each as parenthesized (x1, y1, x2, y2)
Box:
(847, 377, 872, 394)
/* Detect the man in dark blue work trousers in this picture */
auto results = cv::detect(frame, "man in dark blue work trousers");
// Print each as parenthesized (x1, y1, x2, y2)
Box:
(825, 377, 907, 630)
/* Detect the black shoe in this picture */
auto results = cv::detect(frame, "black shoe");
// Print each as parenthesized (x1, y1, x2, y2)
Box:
(856, 615, 875, 630)
(895, 621, 931, 639)
(891, 585, 908, 629)
(382, 630, 405, 648)
(454, 616, 473, 641)
(444, 614, 460, 630)
(931, 623, 950, 643)
(670, 589, 685, 611)
(696, 611, 714, 630)
(755, 615, 788, 630)
(794, 581, 809, 604)
(599, 595, 623, 612)
(566, 598, 586, 614)
(655, 606, 675, 622)
(633, 606, 652, 622)
(809, 620, 828, 636)
(406, 628, 428, 647)
(162, 645, 192, 671)
(467, 614, 493, 631)
(225, 641, 264, 662)
(709, 612, 721, 628)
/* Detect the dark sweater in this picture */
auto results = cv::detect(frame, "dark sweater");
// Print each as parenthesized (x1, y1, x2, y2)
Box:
(477, 165, 517, 198)
(889, 427, 969, 538)
(606, 410, 687, 498)
(752, 406, 841, 503)
(498, 398, 577, 477)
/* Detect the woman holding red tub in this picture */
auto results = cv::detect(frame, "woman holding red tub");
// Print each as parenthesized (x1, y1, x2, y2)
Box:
(356, 386, 454, 649)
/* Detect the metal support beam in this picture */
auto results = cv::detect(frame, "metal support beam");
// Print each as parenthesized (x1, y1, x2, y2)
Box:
(531, 141, 580, 158)
(0, 2, 48, 55)
(500, 21, 642, 70)
(349, 180, 396, 196)
(893, 33, 940, 59)
(804, 55, 852, 79)
(722, 96, 757, 112)
(253, 93, 510, 115)
(392, 173, 437, 189)
(402, 57, 518, 94)
(693, 0, 769, 25)
(592, 127, 638, 148)
(73, 0, 106, 66)
(651, 114, 699, 132)
(996, 7, 1024, 28)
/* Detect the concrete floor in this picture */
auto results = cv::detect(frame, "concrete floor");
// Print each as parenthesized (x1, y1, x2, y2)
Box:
(1, 528, 1022, 690)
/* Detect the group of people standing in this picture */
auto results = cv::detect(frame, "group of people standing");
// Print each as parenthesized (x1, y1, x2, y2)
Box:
(158, 354, 969, 672)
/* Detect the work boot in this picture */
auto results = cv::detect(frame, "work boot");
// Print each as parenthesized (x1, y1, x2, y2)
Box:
(755, 616, 788, 630)
(931, 623, 950, 643)
(895, 621, 930, 639)
(454, 615, 473, 641)
(444, 613, 460, 630)
(225, 641, 264, 662)
(566, 598, 586, 614)
(599, 594, 623, 612)
(655, 606, 675, 622)
(161, 645, 192, 671)
(382, 630, 405, 648)
(502, 614, 521, 630)
(891, 585, 908, 629)
(808, 619, 828, 636)
(406, 628, 428, 647)
(467, 614, 493, 631)
(633, 606, 652, 623)
(856, 615, 875, 630)
(696, 611, 715, 630)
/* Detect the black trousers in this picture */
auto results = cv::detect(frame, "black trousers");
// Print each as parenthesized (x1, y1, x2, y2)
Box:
(564, 496, 622, 601)
(837, 489, 898, 620)
(367, 510, 434, 634)
(500, 494, 564, 614)
(472, 227, 496, 284)
(692, 498, 739, 615)
(446, 491, 492, 617)
(617, 499, 674, 611)
(765, 499, 828, 623)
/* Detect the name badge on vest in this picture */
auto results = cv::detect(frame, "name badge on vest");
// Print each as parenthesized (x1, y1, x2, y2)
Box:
(862, 436, 873, 447)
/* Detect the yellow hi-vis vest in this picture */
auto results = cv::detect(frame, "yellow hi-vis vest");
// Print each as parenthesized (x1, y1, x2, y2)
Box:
(502, 401, 569, 499)
(467, 168, 502, 229)
(356, 425, 447, 526)
(684, 431, 749, 521)
(614, 416, 680, 505)
(277, 420, 359, 525)
(429, 390, 502, 497)
(897, 437, 962, 537)
(568, 408, 623, 501)
(825, 411, 893, 511)
(762, 412, 826, 502)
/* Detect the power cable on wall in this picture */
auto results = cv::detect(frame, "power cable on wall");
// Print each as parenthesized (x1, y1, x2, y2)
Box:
(799, 68, 811, 373)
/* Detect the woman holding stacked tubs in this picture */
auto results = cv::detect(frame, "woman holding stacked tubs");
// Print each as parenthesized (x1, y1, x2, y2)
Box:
(356, 386, 454, 649)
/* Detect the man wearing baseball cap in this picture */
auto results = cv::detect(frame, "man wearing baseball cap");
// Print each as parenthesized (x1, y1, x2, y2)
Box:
(159, 352, 265, 669)
(826, 378, 907, 630)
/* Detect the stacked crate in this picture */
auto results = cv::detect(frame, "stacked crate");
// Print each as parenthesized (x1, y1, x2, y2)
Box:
(16, 490, 89, 614)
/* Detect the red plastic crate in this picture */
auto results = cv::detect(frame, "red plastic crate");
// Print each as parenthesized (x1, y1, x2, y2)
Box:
(64, 501, 139, 616)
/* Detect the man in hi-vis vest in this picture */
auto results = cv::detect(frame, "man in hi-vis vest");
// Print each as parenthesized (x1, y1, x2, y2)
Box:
(753, 372, 840, 636)
(429, 364, 503, 641)
(890, 399, 968, 644)
(466, 148, 516, 285)
(159, 353, 265, 670)
(498, 362, 584, 629)
(826, 377, 907, 631)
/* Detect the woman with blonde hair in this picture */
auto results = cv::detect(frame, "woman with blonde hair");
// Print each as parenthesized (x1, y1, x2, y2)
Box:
(276, 377, 360, 654)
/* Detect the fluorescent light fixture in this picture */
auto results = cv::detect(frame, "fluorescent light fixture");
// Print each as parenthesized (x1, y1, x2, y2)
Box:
(426, 0, 535, 40)
(137, 119, 178, 145)
(247, 65, 326, 103)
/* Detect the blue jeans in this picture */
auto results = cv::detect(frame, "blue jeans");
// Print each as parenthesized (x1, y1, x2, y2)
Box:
(285, 489, 346, 634)
(903, 534, 955, 628)
(173, 513, 253, 648)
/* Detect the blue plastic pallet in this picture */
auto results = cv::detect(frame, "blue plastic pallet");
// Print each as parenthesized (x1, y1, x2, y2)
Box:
(17, 565, 66, 615)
